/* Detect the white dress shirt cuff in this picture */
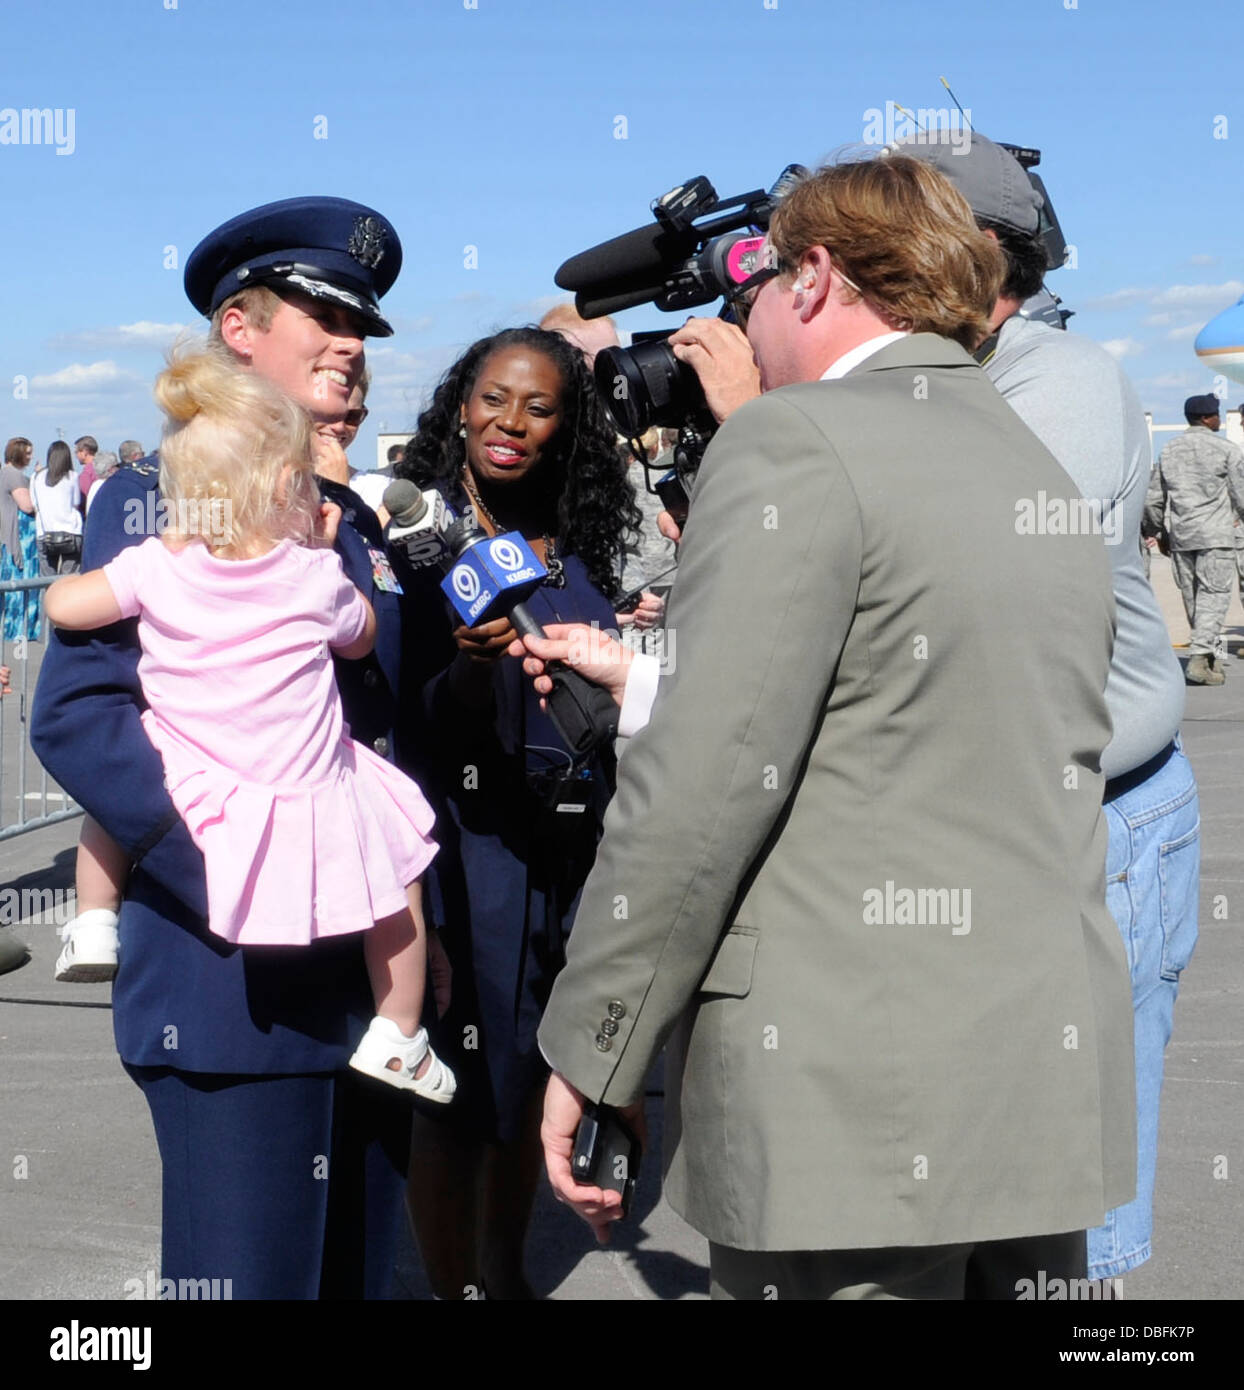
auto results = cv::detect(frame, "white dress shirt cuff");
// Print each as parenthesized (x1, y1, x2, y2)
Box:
(618, 651, 661, 739)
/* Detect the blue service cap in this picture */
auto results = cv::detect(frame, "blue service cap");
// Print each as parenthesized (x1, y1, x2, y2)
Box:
(1184, 393, 1222, 418)
(184, 196, 402, 337)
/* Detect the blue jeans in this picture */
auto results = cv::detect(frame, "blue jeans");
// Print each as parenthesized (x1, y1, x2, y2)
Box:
(1087, 742, 1199, 1279)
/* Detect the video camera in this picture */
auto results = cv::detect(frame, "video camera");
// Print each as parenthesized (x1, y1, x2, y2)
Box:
(557, 145, 1069, 519)
(554, 166, 807, 519)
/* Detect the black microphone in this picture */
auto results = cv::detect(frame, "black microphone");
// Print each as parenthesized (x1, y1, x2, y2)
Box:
(555, 221, 698, 295)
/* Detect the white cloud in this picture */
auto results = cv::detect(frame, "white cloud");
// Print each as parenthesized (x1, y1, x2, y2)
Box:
(1136, 370, 1201, 391)
(1083, 280, 1244, 314)
(1099, 338, 1144, 360)
(1083, 287, 1149, 310)
(1167, 323, 1202, 342)
(513, 292, 571, 321)
(48, 321, 188, 352)
(367, 349, 436, 394)
(1150, 280, 1244, 309)
(1188, 254, 1217, 266)
(30, 360, 145, 394)
(386, 314, 435, 336)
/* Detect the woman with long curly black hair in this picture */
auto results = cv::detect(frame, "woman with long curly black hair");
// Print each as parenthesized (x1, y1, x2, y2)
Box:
(399, 327, 640, 1299)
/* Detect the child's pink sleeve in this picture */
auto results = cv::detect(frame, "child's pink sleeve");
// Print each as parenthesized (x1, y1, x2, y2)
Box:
(322, 550, 371, 649)
(100, 538, 156, 620)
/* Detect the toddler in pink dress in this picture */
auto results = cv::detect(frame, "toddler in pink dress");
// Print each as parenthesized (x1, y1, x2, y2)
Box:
(46, 344, 454, 1101)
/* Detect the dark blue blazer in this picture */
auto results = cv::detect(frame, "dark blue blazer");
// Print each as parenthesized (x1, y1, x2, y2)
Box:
(30, 461, 404, 1072)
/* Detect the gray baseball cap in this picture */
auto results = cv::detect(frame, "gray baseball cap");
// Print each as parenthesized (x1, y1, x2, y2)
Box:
(890, 130, 1044, 235)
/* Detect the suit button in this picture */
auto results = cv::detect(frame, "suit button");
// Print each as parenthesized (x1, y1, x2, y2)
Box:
(607, 1000, 625, 1020)
(594, 1034, 612, 1052)
(363, 669, 378, 688)
(373, 736, 389, 757)
(600, 1018, 618, 1036)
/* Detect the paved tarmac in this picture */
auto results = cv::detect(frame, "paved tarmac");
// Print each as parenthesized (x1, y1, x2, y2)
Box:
(0, 556, 1240, 1300)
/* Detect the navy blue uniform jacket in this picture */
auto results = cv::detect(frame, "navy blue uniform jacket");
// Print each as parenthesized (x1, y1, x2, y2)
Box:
(30, 462, 404, 1072)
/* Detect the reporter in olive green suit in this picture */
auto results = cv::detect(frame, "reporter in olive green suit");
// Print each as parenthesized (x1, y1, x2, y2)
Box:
(535, 157, 1136, 1300)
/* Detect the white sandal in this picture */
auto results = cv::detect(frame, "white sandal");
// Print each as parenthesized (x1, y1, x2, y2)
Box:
(348, 1017, 456, 1103)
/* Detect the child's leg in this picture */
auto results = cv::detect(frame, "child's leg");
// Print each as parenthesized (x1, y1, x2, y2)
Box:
(55, 814, 129, 983)
(76, 814, 129, 915)
(364, 880, 429, 1040)
(353, 881, 454, 1098)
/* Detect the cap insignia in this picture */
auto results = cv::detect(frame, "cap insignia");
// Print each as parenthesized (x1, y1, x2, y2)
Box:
(347, 215, 387, 270)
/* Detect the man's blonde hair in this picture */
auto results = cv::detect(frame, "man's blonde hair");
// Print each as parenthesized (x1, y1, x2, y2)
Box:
(769, 155, 1004, 349)
(155, 340, 319, 555)
(207, 285, 284, 344)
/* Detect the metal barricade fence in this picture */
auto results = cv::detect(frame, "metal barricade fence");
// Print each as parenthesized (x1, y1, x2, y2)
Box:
(0, 574, 82, 841)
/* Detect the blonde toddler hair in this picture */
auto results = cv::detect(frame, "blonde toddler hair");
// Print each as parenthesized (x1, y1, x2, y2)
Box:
(154, 341, 319, 555)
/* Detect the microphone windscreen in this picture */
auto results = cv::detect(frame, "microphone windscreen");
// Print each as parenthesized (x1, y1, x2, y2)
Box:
(556, 222, 696, 293)
(383, 479, 426, 527)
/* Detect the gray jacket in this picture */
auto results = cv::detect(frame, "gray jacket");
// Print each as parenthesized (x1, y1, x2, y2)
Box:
(538, 334, 1136, 1253)
(986, 315, 1184, 779)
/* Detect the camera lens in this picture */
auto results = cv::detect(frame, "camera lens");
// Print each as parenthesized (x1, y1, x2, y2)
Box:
(594, 336, 706, 437)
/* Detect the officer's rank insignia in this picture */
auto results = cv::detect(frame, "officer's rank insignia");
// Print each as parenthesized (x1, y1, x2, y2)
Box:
(348, 216, 386, 268)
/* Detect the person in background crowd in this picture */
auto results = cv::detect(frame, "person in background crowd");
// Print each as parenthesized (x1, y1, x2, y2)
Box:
(1, 437, 42, 642)
(1233, 404, 1244, 636)
(321, 376, 397, 531)
(1145, 393, 1244, 686)
(540, 302, 665, 634)
(74, 435, 99, 510)
(85, 452, 120, 514)
(118, 440, 145, 467)
(538, 301, 619, 367)
(398, 325, 639, 1299)
(351, 443, 403, 523)
(31, 440, 83, 575)
(615, 425, 676, 640)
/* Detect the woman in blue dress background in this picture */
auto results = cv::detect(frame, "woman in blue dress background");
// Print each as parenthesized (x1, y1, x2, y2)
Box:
(0, 437, 42, 644)
(398, 327, 639, 1299)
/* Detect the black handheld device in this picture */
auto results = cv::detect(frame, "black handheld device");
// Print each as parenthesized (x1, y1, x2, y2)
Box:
(572, 1101, 641, 1219)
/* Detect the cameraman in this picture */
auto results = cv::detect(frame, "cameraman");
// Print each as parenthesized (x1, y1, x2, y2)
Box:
(526, 155, 1134, 1299)
(905, 132, 1194, 1290)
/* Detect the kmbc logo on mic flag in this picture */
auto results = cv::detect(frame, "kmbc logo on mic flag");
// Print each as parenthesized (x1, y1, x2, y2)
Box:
(452, 567, 481, 604)
(442, 531, 546, 626)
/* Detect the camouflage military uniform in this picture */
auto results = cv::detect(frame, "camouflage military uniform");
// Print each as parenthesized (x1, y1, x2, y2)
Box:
(1145, 424, 1244, 662)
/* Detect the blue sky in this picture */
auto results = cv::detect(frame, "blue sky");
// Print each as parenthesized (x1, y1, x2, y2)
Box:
(0, 0, 1239, 469)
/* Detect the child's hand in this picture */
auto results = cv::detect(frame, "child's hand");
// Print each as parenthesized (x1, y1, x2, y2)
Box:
(314, 501, 343, 548)
(0, 665, 10, 695)
(310, 428, 351, 486)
